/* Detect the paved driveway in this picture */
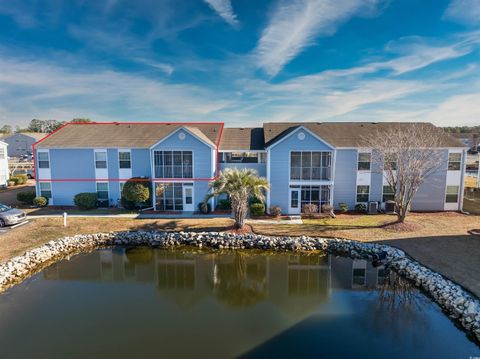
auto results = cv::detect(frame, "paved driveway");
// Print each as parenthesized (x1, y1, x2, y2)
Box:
(0, 182, 35, 206)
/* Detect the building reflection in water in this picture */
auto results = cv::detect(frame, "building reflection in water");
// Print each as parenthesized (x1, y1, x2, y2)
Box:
(43, 247, 391, 311)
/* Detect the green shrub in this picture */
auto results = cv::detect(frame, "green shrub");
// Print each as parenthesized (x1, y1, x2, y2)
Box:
(250, 203, 265, 217)
(122, 179, 151, 207)
(249, 196, 262, 205)
(269, 205, 282, 217)
(74, 192, 98, 210)
(9, 177, 21, 185)
(17, 190, 36, 205)
(16, 174, 28, 184)
(33, 196, 48, 207)
(198, 202, 212, 214)
(302, 203, 318, 215)
(121, 196, 136, 210)
(338, 203, 349, 213)
(355, 203, 367, 213)
(217, 199, 231, 210)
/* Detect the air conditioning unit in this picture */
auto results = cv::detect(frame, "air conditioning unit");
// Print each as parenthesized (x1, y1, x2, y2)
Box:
(385, 200, 396, 214)
(368, 201, 378, 214)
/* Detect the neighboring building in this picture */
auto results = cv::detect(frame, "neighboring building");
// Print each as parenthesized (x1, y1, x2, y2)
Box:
(1, 132, 46, 158)
(33, 122, 466, 213)
(0, 141, 8, 187)
(451, 133, 479, 149)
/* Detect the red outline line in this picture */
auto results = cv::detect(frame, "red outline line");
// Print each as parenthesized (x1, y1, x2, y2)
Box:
(32, 121, 225, 183)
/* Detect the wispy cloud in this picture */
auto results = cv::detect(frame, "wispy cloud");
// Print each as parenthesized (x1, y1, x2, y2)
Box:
(204, 0, 238, 26)
(254, 0, 384, 77)
(444, 0, 480, 26)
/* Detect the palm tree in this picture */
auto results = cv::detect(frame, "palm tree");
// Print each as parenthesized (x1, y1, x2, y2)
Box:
(205, 168, 269, 229)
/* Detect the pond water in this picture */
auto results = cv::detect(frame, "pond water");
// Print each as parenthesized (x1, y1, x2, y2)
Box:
(0, 247, 478, 359)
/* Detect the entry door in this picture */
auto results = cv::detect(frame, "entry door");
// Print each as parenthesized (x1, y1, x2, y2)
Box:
(289, 188, 301, 214)
(183, 185, 194, 211)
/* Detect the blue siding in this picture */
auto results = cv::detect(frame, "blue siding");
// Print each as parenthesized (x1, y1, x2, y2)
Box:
(220, 163, 266, 177)
(131, 149, 151, 178)
(50, 149, 95, 179)
(269, 129, 334, 214)
(412, 150, 448, 211)
(370, 150, 383, 203)
(52, 181, 95, 206)
(332, 150, 357, 210)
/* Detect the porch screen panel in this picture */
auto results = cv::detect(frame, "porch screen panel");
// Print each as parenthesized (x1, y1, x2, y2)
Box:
(154, 151, 193, 178)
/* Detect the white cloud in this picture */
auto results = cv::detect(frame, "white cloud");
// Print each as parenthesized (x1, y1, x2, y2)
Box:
(0, 55, 230, 125)
(444, 0, 480, 25)
(254, 0, 383, 77)
(204, 0, 238, 26)
(423, 92, 480, 126)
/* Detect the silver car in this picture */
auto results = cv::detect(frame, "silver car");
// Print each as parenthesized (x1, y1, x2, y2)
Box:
(0, 204, 27, 227)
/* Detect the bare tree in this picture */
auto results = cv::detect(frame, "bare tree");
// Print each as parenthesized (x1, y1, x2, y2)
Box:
(363, 123, 447, 223)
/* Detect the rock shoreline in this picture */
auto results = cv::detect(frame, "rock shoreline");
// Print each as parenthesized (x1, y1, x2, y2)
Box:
(0, 230, 479, 343)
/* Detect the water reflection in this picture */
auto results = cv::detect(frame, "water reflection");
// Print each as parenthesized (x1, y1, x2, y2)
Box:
(0, 247, 475, 359)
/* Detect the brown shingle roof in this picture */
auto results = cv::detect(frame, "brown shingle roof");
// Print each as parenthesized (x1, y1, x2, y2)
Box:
(263, 122, 465, 148)
(35, 123, 223, 148)
(218, 128, 265, 150)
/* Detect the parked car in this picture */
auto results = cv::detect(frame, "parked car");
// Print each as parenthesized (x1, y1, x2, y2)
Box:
(12, 169, 34, 179)
(0, 204, 27, 227)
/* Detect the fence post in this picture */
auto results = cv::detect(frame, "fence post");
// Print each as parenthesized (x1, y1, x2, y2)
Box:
(63, 212, 67, 227)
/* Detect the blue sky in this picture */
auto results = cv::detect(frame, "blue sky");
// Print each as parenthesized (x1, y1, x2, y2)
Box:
(0, 0, 479, 127)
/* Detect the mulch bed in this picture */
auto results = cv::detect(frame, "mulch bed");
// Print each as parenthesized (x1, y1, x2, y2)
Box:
(224, 224, 253, 234)
(382, 221, 423, 232)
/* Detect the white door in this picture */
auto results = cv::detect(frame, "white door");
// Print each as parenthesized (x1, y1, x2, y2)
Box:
(289, 188, 301, 214)
(183, 185, 194, 211)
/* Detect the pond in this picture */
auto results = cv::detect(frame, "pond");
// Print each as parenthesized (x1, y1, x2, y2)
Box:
(0, 247, 478, 359)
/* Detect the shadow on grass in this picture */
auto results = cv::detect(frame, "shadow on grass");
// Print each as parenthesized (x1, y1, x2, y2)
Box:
(132, 220, 231, 233)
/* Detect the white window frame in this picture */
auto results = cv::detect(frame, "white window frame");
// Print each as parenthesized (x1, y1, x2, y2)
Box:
(118, 151, 131, 169)
(38, 151, 50, 169)
(39, 182, 52, 199)
(95, 150, 108, 169)
(356, 185, 370, 203)
(357, 152, 371, 171)
(96, 182, 109, 203)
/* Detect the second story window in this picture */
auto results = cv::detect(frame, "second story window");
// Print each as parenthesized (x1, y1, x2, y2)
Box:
(448, 153, 461, 171)
(357, 152, 371, 171)
(0, 148, 5, 160)
(154, 151, 193, 178)
(95, 151, 107, 169)
(219, 152, 266, 163)
(384, 155, 397, 170)
(290, 151, 331, 181)
(38, 151, 50, 169)
(119, 151, 131, 169)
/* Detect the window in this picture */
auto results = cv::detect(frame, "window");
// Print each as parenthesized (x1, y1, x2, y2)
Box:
(290, 190, 299, 208)
(95, 151, 107, 169)
(356, 185, 369, 202)
(155, 182, 184, 211)
(448, 153, 461, 171)
(96, 182, 109, 200)
(292, 185, 330, 212)
(357, 152, 371, 171)
(119, 182, 125, 195)
(219, 152, 265, 163)
(384, 156, 397, 170)
(39, 182, 52, 198)
(445, 186, 459, 203)
(0, 148, 5, 160)
(382, 185, 395, 202)
(38, 152, 49, 169)
(290, 152, 331, 181)
(154, 151, 192, 178)
(119, 151, 131, 169)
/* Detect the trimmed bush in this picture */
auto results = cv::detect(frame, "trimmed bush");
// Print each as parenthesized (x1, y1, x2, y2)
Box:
(355, 203, 367, 213)
(74, 192, 98, 210)
(17, 191, 36, 205)
(250, 203, 265, 217)
(198, 202, 212, 214)
(33, 196, 48, 207)
(269, 205, 282, 217)
(9, 177, 21, 185)
(302, 203, 318, 215)
(338, 203, 349, 213)
(217, 199, 231, 210)
(121, 178, 152, 208)
(16, 174, 28, 184)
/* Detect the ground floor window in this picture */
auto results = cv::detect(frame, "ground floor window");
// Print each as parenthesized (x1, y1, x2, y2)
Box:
(155, 182, 193, 211)
(445, 185, 459, 203)
(382, 185, 395, 202)
(96, 182, 109, 207)
(39, 182, 52, 198)
(290, 185, 330, 213)
(356, 185, 369, 203)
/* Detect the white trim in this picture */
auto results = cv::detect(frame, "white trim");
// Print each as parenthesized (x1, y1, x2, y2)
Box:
(355, 184, 370, 204)
(149, 126, 215, 150)
(36, 149, 51, 181)
(266, 126, 336, 150)
(96, 181, 110, 206)
(288, 150, 334, 182)
(182, 185, 194, 211)
(150, 149, 156, 210)
(94, 149, 108, 180)
(218, 150, 267, 153)
(39, 181, 53, 206)
(288, 187, 301, 214)
(118, 149, 132, 180)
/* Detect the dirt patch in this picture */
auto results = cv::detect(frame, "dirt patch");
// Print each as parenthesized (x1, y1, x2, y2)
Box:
(224, 224, 253, 234)
(382, 221, 423, 232)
